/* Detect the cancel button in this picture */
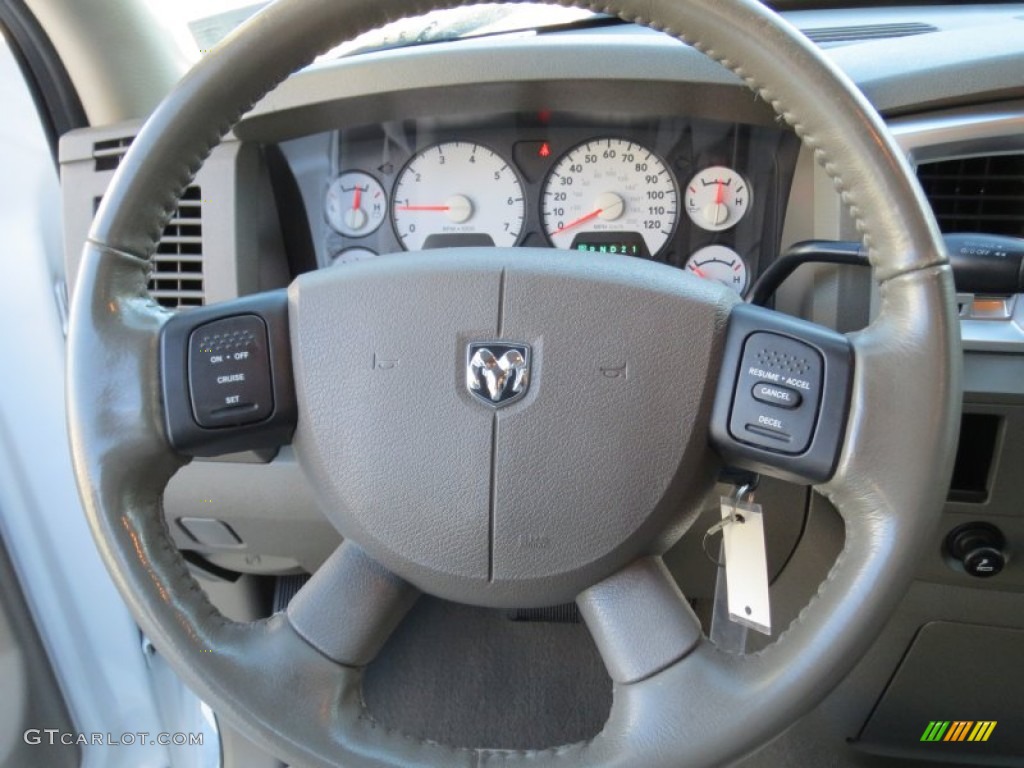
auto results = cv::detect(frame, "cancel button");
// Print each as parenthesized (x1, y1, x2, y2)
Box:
(751, 383, 802, 410)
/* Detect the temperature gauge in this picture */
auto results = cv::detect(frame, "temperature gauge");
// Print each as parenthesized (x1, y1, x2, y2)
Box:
(684, 166, 751, 232)
(325, 171, 387, 237)
(685, 245, 749, 294)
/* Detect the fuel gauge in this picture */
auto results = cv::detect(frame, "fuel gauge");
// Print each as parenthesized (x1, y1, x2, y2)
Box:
(685, 245, 749, 294)
(325, 171, 387, 237)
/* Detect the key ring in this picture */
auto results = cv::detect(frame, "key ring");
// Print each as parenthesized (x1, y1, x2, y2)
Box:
(732, 481, 757, 504)
(702, 479, 759, 566)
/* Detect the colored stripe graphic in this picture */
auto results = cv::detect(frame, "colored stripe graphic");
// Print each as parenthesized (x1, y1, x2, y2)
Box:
(945, 721, 973, 741)
(968, 722, 997, 742)
(921, 720, 996, 743)
(921, 721, 950, 741)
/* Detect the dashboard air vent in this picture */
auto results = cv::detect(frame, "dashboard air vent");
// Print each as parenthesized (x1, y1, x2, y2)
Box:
(803, 22, 937, 45)
(94, 187, 206, 309)
(92, 136, 133, 171)
(151, 186, 205, 308)
(917, 155, 1024, 238)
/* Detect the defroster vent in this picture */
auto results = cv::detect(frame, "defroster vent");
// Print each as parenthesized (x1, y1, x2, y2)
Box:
(802, 22, 937, 45)
(917, 154, 1024, 238)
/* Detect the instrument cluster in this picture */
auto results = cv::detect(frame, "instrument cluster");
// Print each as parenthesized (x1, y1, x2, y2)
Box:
(315, 113, 798, 297)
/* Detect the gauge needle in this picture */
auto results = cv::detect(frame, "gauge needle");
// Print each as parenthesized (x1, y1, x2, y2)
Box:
(704, 181, 730, 227)
(689, 264, 708, 279)
(555, 208, 603, 235)
(343, 187, 369, 231)
(398, 194, 473, 224)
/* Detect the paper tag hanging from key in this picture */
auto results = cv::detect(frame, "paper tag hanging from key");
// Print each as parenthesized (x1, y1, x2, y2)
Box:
(719, 494, 772, 635)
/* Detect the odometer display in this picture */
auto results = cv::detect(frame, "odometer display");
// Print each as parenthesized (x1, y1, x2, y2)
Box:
(541, 138, 678, 257)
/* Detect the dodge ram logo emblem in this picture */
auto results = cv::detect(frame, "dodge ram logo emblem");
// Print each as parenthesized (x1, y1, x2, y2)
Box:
(466, 343, 531, 407)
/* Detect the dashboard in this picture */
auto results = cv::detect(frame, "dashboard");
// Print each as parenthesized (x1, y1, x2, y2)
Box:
(291, 113, 798, 297)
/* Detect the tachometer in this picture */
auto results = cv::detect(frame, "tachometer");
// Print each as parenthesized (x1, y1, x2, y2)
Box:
(391, 142, 524, 250)
(541, 138, 678, 258)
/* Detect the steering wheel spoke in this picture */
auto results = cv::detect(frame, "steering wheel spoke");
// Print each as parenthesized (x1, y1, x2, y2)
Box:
(577, 557, 702, 685)
(159, 289, 297, 456)
(287, 541, 420, 667)
(710, 302, 854, 485)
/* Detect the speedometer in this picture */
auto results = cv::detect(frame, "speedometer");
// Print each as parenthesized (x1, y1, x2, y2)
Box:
(541, 138, 678, 258)
(392, 141, 524, 251)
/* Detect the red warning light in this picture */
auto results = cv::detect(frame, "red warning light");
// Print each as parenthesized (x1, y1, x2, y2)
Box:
(538, 142, 551, 158)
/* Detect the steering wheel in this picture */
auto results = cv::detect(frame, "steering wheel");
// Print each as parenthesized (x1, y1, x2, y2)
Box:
(66, 0, 960, 765)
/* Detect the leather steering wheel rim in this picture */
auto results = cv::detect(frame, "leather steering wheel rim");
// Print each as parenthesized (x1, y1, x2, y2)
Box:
(66, 0, 961, 766)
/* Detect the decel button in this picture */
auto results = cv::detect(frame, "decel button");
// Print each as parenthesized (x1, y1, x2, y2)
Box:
(751, 383, 802, 409)
(188, 315, 274, 428)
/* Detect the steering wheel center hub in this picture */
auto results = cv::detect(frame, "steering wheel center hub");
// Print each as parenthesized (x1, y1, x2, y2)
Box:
(290, 248, 736, 606)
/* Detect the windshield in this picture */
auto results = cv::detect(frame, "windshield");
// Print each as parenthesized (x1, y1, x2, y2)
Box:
(148, 0, 1016, 57)
(151, 2, 598, 57)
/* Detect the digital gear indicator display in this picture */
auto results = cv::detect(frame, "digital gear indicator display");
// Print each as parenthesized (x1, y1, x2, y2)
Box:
(570, 231, 649, 258)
